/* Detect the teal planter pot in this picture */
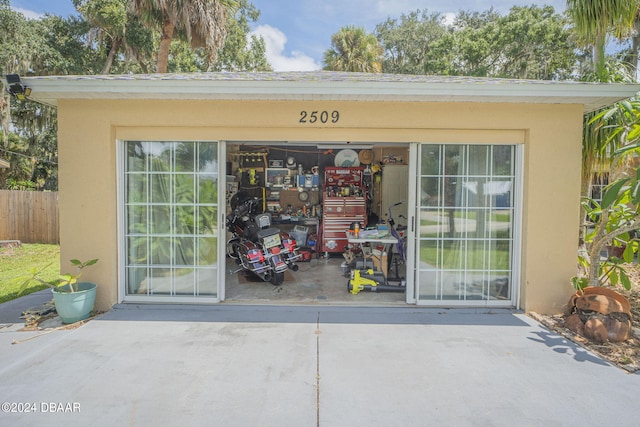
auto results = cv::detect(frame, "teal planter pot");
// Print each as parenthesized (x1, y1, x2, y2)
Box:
(52, 282, 97, 324)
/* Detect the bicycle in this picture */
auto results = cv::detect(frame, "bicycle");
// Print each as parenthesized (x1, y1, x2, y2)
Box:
(385, 201, 407, 282)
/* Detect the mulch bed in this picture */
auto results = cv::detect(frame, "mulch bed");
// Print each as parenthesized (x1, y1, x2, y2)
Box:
(531, 265, 640, 373)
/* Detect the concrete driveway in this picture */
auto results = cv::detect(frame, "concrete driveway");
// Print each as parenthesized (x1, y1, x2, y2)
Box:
(0, 300, 638, 427)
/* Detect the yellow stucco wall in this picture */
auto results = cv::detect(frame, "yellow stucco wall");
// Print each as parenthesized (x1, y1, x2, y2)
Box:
(57, 99, 583, 314)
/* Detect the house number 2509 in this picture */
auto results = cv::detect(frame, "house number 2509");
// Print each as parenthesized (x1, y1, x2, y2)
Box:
(299, 110, 340, 124)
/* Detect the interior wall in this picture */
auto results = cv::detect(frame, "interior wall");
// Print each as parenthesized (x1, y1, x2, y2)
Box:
(57, 98, 582, 314)
(227, 142, 409, 220)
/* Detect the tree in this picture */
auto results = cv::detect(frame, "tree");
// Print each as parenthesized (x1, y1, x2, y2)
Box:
(496, 5, 576, 80)
(2, 0, 268, 189)
(0, 4, 89, 190)
(0, 2, 66, 171)
(73, 0, 155, 74)
(1, 1, 43, 148)
(374, 6, 577, 80)
(9, 98, 58, 190)
(74, 0, 127, 74)
(453, 6, 576, 79)
(566, 0, 639, 80)
(130, 0, 239, 73)
(74, 0, 266, 73)
(323, 25, 383, 73)
(631, 14, 640, 76)
(1, 133, 33, 189)
(576, 100, 640, 290)
(375, 10, 453, 75)
(210, 0, 270, 71)
(154, 0, 269, 73)
(580, 62, 636, 200)
(565, 0, 640, 236)
(448, 9, 499, 77)
(38, 15, 105, 75)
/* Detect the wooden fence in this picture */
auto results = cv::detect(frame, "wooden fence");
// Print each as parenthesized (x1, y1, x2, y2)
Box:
(0, 190, 59, 244)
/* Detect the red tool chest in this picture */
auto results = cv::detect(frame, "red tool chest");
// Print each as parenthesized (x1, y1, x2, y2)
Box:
(321, 197, 367, 253)
(324, 167, 364, 188)
(320, 167, 367, 254)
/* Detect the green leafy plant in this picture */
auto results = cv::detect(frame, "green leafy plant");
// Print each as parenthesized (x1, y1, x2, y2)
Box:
(573, 100, 640, 291)
(18, 259, 99, 294)
(577, 176, 640, 291)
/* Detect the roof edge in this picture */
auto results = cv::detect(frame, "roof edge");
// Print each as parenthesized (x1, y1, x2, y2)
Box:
(17, 71, 640, 113)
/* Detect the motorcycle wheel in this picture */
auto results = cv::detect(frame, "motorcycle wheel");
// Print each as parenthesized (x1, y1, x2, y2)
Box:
(270, 272, 285, 286)
(227, 241, 240, 259)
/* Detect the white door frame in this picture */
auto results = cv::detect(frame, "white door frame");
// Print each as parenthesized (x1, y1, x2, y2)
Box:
(116, 139, 224, 304)
(405, 143, 419, 304)
(409, 142, 523, 307)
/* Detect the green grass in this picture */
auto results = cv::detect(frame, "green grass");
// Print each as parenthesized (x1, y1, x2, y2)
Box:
(419, 243, 510, 270)
(420, 219, 441, 226)
(0, 244, 60, 304)
(421, 210, 511, 227)
(452, 211, 512, 222)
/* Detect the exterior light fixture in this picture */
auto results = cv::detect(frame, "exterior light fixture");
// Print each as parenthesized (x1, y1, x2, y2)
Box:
(5, 74, 32, 100)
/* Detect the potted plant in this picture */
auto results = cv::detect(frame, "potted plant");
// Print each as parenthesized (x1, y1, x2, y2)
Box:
(19, 259, 99, 324)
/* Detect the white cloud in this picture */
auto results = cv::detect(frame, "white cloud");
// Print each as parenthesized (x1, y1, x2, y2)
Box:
(11, 7, 44, 20)
(443, 12, 455, 26)
(250, 25, 321, 72)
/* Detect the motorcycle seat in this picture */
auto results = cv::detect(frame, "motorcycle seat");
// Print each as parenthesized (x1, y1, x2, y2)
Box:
(257, 227, 280, 240)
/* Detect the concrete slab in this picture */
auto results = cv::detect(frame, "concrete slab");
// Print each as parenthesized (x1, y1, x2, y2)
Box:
(0, 304, 638, 427)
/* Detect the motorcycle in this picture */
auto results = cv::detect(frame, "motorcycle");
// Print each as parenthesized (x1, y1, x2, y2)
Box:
(226, 193, 300, 285)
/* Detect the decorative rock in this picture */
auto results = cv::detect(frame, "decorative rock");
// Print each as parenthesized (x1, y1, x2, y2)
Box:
(565, 313, 585, 336)
(580, 286, 631, 313)
(564, 314, 584, 337)
(566, 286, 633, 343)
(575, 294, 628, 316)
(584, 313, 632, 343)
(584, 316, 609, 343)
(605, 312, 633, 342)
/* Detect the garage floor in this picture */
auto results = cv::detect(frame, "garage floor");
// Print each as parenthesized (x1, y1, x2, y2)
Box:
(224, 255, 406, 305)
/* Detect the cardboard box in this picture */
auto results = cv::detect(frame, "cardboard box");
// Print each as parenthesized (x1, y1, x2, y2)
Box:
(357, 249, 387, 276)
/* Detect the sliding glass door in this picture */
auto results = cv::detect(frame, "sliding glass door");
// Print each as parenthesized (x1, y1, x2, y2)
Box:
(120, 141, 222, 301)
(414, 144, 521, 305)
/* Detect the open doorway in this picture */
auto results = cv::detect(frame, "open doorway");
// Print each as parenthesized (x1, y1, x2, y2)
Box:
(223, 141, 410, 305)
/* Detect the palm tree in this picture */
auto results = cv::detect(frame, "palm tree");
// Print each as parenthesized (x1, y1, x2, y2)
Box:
(629, 12, 640, 77)
(130, 0, 239, 73)
(566, 0, 638, 79)
(74, 0, 153, 74)
(566, 1, 640, 246)
(74, 0, 128, 74)
(323, 26, 383, 73)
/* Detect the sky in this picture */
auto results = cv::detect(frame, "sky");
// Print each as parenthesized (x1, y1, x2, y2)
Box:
(10, 0, 567, 71)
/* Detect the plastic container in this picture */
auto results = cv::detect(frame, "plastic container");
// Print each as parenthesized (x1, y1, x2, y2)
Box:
(341, 262, 349, 275)
(290, 225, 308, 246)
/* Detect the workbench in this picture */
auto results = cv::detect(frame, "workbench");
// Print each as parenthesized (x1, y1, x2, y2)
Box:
(347, 231, 397, 279)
